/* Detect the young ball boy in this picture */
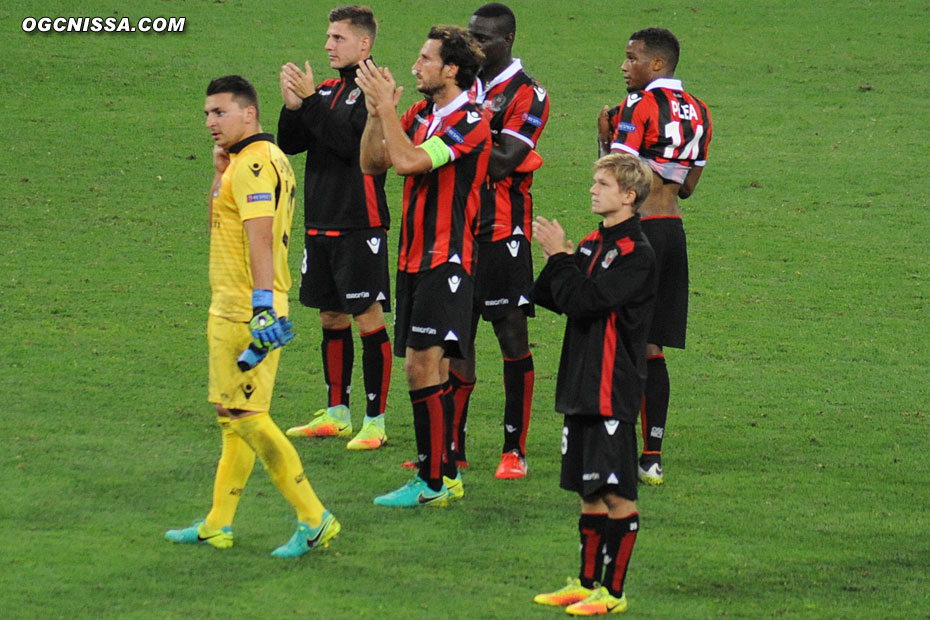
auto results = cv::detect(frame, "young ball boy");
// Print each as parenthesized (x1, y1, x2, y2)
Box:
(531, 153, 656, 615)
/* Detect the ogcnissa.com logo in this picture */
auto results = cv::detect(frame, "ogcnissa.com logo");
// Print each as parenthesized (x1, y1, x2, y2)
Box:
(22, 16, 186, 33)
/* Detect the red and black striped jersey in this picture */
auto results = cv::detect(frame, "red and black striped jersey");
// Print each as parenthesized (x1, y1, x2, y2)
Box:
(277, 64, 390, 234)
(532, 215, 656, 422)
(610, 78, 712, 184)
(473, 59, 550, 242)
(398, 91, 491, 275)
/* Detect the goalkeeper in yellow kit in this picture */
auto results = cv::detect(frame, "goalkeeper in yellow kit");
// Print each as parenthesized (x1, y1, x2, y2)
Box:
(165, 75, 339, 558)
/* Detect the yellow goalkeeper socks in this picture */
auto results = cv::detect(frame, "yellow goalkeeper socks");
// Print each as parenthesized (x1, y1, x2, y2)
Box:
(230, 412, 326, 527)
(204, 416, 256, 531)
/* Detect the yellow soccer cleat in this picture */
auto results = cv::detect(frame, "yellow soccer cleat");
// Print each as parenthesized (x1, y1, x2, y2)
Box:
(286, 406, 353, 438)
(346, 418, 387, 450)
(533, 578, 594, 607)
(565, 586, 628, 616)
(443, 473, 464, 501)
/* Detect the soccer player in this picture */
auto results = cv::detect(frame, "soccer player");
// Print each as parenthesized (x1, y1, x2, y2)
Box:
(277, 6, 392, 451)
(165, 75, 339, 558)
(357, 26, 490, 507)
(440, 2, 549, 480)
(597, 27, 713, 486)
(531, 153, 656, 615)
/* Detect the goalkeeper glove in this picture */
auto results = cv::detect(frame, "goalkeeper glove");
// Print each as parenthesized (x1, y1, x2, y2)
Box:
(249, 289, 288, 349)
(237, 316, 295, 371)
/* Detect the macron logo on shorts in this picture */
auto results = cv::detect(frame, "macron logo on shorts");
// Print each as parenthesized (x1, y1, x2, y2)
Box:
(448, 275, 461, 293)
(507, 240, 520, 257)
(604, 419, 619, 435)
(367, 237, 381, 254)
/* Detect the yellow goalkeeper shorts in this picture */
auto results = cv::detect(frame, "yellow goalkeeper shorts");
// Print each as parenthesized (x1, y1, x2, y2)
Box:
(207, 314, 281, 412)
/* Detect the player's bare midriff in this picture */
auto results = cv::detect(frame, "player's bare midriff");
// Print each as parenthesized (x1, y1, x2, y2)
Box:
(638, 174, 681, 218)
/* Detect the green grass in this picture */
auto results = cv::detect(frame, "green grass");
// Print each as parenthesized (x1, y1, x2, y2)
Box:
(2, 1, 929, 618)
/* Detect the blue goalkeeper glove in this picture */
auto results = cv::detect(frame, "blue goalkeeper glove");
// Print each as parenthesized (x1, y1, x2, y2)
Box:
(237, 316, 295, 371)
(249, 289, 289, 349)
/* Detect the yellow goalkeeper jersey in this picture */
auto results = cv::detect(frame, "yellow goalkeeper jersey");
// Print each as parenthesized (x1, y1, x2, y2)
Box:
(209, 133, 296, 321)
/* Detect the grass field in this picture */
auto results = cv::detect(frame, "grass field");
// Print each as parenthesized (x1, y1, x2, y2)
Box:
(2, 1, 929, 618)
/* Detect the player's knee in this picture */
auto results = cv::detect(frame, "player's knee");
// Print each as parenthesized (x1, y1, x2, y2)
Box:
(493, 313, 529, 358)
(319, 310, 352, 330)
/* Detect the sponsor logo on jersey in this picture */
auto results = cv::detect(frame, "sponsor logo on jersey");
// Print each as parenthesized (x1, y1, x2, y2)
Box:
(445, 127, 465, 144)
(601, 248, 618, 269)
(448, 275, 462, 293)
(579, 246, 593, 256)
(507, 240, 520, 257)
(604, 419, 619, 435)
(366, 236, 381, 254)
(466, 110, 481, 124)
(412, 325, 437, 335)
(319, 88, 333, 96)
(246, 192, 272, 203)
(249, 162, 263, 177)
(346, 87, 361, 105)
(618, 121, 637, 133)
(521, 112, 543, 127)
(534, 85, 547, 102)
(626, 93, 642, 108)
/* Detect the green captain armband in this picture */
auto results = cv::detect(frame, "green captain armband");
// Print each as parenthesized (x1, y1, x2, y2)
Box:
(420, 136, 451, 170)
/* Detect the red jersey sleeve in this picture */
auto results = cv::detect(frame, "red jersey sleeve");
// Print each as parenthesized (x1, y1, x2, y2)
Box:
(440, 108, 491, 162)
(500, 82, 550, 148)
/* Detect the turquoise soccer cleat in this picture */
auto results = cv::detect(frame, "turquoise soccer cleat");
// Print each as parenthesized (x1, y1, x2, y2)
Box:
(271, 510, 341, 558)
(373, 475, 450, 508)
(164, 519, 233, 549)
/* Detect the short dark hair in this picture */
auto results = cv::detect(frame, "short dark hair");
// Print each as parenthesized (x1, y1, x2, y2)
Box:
(428, 25, 485, 90)
(329, 5, 377, 42)
(630, 27, 680, 74)
(472, 2, 516, 35)
(206, 75, 259, 118)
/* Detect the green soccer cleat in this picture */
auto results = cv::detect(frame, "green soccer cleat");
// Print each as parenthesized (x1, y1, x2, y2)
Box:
(270, 510, 341, 558)
(374, 475, 450, 508)
(533, 578, 595, 607)
(164, 519, 233, 549)
(346, 417, 387, 450)
(443, 473, 464, 501)
(286, 406, 353, 438)
(565, 586, 628, 616)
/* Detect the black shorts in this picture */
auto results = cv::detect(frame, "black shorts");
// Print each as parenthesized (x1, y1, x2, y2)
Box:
(641, 217, 688, 349)
(299, 228, 391, 315)
(394, 263, 474, 359)
(560, 415, 638, 501)
(473, 236, 535, 321)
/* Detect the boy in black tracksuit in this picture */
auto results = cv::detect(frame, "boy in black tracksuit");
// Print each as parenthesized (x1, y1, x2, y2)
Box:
(531, 153, 657, 616)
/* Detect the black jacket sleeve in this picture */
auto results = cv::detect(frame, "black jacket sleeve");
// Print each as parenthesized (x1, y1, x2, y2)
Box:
(278, 93, 367, 162)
